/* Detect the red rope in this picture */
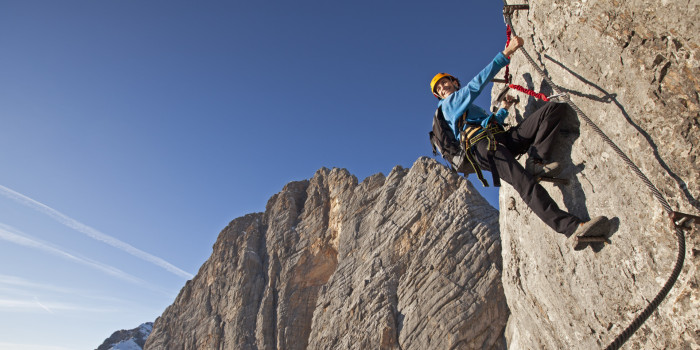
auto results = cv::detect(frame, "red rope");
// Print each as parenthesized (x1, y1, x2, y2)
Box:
(509, 83, 549, 101)
(505, 24, 512, 50)
(503, 24, 512, 78)
(501, 24, 549, 102)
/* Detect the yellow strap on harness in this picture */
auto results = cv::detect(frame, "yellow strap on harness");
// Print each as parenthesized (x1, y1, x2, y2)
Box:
(464, 124, 505, 149)
(460, 123, 506, 187)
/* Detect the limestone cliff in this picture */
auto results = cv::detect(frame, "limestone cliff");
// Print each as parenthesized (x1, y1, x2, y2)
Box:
(497, 0, 699, 349)
(145, 159, 508, 350)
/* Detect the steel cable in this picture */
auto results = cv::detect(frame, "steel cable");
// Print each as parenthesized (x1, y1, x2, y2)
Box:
(503, 9, 686, 350)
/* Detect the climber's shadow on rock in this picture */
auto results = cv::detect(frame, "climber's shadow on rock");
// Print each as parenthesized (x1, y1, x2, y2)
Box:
(517, 97, 593, 224)
(544, 54, 700, 212)
(547, 102, 619, 252)
(516, 94, 623, 252)
(555, 104, 591, 222)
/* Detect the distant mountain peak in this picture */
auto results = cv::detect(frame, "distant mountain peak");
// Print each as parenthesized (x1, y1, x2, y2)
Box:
(96, 322, 153, 350)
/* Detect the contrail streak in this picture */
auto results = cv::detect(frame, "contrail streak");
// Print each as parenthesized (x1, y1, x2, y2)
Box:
(0, 298, 118, 313)
(0, 343, 74, 350)
(0, 184, 193, 279)
(0, 274, 131, 304)
(33, 297, 53, 314)
(0, 224, 167, 293)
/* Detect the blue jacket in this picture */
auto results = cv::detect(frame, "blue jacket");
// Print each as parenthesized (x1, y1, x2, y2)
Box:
(437, 52, 510, 140)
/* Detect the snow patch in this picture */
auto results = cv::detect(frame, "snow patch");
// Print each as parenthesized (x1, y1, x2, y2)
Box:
(109, 339, 141, 350)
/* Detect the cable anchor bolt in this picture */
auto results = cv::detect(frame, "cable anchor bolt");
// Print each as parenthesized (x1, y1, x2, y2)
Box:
(547, 93, 569, 101)
(670, 211, 700, 231)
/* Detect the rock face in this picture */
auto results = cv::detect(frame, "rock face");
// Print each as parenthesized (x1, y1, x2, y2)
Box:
(145, 158, 508, 350)
(497, 0, 699, 349)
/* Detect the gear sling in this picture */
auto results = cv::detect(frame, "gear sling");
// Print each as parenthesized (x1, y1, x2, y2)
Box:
(429, 107, 505, 187)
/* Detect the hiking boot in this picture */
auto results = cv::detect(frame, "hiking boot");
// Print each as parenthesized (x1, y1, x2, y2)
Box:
(569, 216, 611, 251)
(526, 158, 563, 178)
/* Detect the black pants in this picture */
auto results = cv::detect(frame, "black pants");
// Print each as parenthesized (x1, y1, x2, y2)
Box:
(472, 102, 581, 236)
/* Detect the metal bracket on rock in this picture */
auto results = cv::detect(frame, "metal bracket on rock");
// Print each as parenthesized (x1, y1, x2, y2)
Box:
(497, 86, 517, 102)
(491, 77, 521, 113)
(670, 211, 700, 232)
(503, 4, 529, 23)
(577, 236, 610, 244)
(537, 176, 570, 185)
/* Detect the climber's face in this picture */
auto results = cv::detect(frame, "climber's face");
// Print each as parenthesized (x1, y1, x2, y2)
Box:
(435, 77, 458, 99)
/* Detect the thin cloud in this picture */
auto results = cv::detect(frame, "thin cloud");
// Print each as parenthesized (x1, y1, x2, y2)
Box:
(0, 184, 193, 279)
(32, 297, 53, 314)
(0, 274, 81, 295)
(0, 224, 168, 294)
(0, 274, 130, 304)
(0, 298, 119, 313)
(0, 343, 75, 350)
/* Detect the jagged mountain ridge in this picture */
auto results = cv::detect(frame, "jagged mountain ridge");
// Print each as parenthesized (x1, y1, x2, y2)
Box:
(144, 159, 508, 349)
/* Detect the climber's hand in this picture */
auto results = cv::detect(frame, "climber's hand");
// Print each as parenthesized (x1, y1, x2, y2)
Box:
(502, 36, 524, 57)
(500, 94, 518, 109)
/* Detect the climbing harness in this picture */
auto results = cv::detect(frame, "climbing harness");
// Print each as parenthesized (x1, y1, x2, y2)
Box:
(430, 108, 502, 187)
(501, 2, 691, 349)
(462, 123, 505, 187)
(430, 104, 505, 187)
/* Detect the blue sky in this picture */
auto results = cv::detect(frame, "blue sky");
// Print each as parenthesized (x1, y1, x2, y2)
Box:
(0, 1, 507, 348)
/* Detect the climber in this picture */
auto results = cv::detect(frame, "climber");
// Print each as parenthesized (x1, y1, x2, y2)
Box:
(430, 35, 610, 249)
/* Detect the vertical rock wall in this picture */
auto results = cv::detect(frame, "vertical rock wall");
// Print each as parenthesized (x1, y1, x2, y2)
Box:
(145, 158, 509, 350)
(497, 0, 699, 348)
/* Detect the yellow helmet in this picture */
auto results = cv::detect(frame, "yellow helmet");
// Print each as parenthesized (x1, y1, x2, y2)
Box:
(430, 73, 460, 99)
